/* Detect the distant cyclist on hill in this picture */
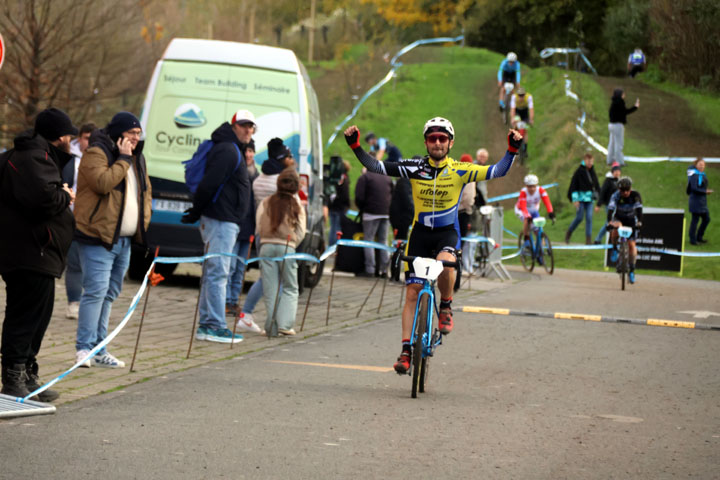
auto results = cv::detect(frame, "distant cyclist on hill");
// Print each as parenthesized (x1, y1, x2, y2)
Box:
(515, 174, 555, 238)
(497, 52, 521, 110)
(344, 118, 522, 374)
(365, 132, 403, 162)
(607, 177, 643, 284)
(627, 48, 646, 78)
(509, 87, 534, 126)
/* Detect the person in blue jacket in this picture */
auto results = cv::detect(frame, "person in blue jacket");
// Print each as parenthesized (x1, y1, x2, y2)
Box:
(497, 52, 521, 109)
(687, 158, 712, 245)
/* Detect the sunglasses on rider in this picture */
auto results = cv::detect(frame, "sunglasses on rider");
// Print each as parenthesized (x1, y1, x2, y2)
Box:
(426, 134, 449, 144)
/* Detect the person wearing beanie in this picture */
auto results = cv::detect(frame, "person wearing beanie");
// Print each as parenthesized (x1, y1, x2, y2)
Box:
(239, 137, 296, 328)
(181, 110, 253, 344)
(0, 107, 77, 401)
(594, 163, 623, 244)
(256, 169, 306, 336)
(72, 111, 152, 368)
(607, 88, 639, 166)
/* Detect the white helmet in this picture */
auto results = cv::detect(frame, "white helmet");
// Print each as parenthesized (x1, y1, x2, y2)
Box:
(507, 52, 518, 62)
(423, 117, 455, 139)
(523, 174, 539, 186)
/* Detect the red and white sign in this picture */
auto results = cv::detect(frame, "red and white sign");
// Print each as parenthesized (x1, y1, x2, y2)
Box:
(0, 33, 5, 72)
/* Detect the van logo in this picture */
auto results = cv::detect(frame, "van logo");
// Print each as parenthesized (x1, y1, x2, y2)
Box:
(174, 103, 206, 128)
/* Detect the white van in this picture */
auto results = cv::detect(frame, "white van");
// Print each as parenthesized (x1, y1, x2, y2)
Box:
(135, 38, 325, 287)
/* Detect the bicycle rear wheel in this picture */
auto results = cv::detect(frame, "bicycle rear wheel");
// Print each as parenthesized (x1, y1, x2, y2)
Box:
(518, 233, 534, 272)
(412, 293, 429, 398)
(541, 232, 554, 274)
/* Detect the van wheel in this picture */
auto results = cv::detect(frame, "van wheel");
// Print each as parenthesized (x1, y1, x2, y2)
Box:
(302, 243, 325, 289)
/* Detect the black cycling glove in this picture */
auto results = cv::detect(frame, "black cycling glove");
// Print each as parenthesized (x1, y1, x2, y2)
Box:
(181, 207, 200, 224)
(548, 211, 556, 221)
(507, 130, 523, 153)
(345, 129, 361, 150)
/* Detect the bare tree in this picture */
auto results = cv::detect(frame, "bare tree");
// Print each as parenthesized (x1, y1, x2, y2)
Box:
(0, 0, 147, 135)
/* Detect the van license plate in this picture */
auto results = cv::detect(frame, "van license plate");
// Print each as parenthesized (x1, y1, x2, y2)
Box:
(153, 199, 192, 213)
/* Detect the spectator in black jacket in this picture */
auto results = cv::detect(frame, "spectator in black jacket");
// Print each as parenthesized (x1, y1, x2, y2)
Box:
(0, 108, 77, 401)
(355, 167, 393, 277)
(565, 153, 601, 245)
(181, 109, 252, 344)
(594, 164, 622, 244)
(607, 88, 639, 166)
(390, 177, 414, 240)
(327, 158, 351, 246)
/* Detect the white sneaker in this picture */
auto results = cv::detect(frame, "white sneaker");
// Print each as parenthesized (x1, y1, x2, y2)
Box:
(66, 302, 80, 319)
(236, 313, 264, 334)
(75, 349, 92, 368)
(93, 352, 126, 368)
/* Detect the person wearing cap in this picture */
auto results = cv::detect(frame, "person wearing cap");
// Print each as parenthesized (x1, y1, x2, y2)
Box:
(365, 132, 403, 162)
(72, 111, 152, 368)
(180, 110, 253, 344)
(0, 107, 78, 401)
(594, 163, 623, 244)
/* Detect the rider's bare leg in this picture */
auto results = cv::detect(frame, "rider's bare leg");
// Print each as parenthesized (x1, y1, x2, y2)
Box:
(436, 251, 456, 300)
(401, 284, 422, 340)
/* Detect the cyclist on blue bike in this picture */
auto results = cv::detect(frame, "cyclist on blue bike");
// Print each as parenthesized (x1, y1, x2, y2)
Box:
(514, 174, 555, 238)
(344, 118, 522, 373)
(498, 52, 521, 110)
(607, 176, 643, 284)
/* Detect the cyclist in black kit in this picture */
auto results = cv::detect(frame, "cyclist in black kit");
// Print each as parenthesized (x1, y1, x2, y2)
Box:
(607, 176, 643, 284)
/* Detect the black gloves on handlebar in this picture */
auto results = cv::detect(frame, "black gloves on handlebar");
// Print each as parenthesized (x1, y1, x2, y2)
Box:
(549, 211, 556, 222)
(507, 130, 523, 153)
(345, 129, 360, 150)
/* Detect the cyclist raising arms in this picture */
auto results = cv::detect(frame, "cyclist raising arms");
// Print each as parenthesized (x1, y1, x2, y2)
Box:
(498, 52, 521, 110)
(607, 177, 643, 284)
(515, 174, 555, 238)
(344, 119, 522, 373)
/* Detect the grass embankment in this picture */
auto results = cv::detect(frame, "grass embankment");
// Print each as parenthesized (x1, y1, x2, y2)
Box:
(311, 46, 718, 280)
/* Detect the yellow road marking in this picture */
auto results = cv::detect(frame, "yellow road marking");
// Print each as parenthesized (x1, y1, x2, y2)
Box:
(268, 360, 394, 373)
(554, 312, 602, 322)
(647, 319, 695, 329)
(462, 306, 510, 315)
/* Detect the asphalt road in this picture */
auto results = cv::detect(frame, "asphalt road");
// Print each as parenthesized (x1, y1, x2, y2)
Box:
(2, 269, 718, 479)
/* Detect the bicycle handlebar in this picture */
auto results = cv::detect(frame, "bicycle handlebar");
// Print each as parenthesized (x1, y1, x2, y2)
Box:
(400, 255, 458, 269)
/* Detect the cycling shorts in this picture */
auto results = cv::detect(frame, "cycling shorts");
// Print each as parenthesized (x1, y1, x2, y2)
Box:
(612, 217, 639, 240)
(515, 107, 529, 122)
(405, 223, 458, 285)
(501, 70, 517, 84)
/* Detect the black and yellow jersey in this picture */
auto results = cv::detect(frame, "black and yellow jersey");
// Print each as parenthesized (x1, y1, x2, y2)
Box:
(349, 148, 516, 229)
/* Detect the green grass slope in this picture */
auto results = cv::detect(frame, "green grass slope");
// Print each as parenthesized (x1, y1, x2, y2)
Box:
(311, 46, 719, 280)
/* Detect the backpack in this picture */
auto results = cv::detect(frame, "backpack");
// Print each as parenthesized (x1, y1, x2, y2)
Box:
(183, 140, 242, 202)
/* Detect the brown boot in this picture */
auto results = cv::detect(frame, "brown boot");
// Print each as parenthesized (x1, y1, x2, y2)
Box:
(586, 235, 592, 245)
(565, 230, 571, 244)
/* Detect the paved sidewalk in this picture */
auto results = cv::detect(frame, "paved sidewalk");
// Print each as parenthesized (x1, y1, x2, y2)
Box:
(0, 262, 507, 405)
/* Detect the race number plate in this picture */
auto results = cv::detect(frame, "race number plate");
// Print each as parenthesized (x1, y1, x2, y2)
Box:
(412, 257, 444, 281)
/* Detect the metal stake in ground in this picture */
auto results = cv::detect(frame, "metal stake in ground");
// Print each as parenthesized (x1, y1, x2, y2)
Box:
(326, 234, 343, 326)
(130, 246, 159, 372)
(377, 255, 393, 313)
(358, 272, 381, 317)
(268, 235, 291, 338)
(187, 243, 209, 359)
(231, 235, 255, 349)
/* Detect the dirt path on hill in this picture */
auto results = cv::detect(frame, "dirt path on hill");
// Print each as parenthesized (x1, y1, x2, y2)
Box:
(591, 76, 720, 157)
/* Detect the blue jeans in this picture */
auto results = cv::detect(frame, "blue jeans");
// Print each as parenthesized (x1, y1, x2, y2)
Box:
(76, 237, 131, 354)
(242, 279, 263, 315)
(65, 240, 83, 303)
(594, 206, 609, 243)
(328, 210, 343, 246)
(259, 243, 298, 334)
(226, 239, 251, 306)
(568, 201, 594, 238)
(198, 216, 239, 330)
(362, 217, 390, 274)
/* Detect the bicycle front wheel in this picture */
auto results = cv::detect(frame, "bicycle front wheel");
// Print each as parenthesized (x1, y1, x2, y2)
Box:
(412, 293, 429, 398)
(541, 232, 554, 274)
(518, 233, 534, 272)
(619, 241, 629, 291)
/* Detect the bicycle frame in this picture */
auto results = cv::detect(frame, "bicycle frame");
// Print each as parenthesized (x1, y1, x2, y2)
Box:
(409, 276, 442, 360)
(530, 217, 546, 262)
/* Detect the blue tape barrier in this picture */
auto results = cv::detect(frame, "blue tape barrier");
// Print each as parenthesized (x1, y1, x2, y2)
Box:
(326, 35, 464, 149)
(563, 74, 720, 163)
(539, 48, 598, 75)
(503, 227, 519, 238)
(21, 237, 718, 402)
(486, 183, 558, 203)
